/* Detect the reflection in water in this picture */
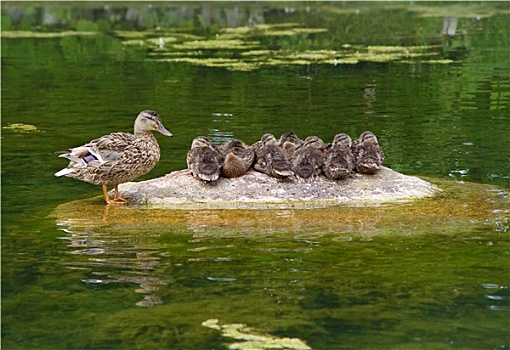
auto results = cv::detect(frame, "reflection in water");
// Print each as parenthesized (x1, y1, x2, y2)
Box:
(46, 179, 510, 348)
(58, 219, 164, 307)
(5, 3, 268, 31)
(209, 113, 236, 144)
(482, 283, 510, 312)
(183, 207, 383, 239)
(363, 82, 377, 115)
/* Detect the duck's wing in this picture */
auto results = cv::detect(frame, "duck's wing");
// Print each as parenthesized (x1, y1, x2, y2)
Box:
(85, 132, 136, 162)
(58, 132, 135, 167)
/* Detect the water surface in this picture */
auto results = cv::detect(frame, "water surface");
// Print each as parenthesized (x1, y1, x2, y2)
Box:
(2, 2, 509, 349)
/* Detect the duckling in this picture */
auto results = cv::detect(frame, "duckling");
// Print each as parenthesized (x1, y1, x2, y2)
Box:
(352, 131, 385, 174)
(323, 133, 354, 180)
(186, 136, 222, 182)
(219, 139, 255, 178)
(253, 133, 294, 179)
(291, 136, 326, 182)
(278, 132, 303, 159)
(55, 110, 173, 204)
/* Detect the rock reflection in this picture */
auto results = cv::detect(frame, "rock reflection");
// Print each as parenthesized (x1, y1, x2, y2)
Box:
(58, 216, 165, 308)
(184, 207, 383, 238)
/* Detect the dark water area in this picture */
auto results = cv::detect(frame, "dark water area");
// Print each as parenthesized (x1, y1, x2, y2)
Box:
(2, 2, 509, 349)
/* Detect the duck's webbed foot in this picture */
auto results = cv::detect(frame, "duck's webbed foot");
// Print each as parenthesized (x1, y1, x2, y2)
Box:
(103, 185, 130, 205)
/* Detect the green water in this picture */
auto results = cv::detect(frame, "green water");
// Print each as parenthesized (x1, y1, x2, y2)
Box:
(2, 2, 509, 349)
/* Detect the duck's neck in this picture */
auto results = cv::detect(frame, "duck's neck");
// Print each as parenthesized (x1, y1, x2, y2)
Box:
(134, 126, 152, 137)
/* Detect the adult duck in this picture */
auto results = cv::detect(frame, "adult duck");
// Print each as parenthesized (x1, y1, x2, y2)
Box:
(55, 110, 172, 204)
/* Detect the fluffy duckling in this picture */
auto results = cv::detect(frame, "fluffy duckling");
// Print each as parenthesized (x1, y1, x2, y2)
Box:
(187, 136, 222, 182)
(352, 131, 385, 174)
(219, 139, 255, 178)
(291, 136, 326, 182)
(323, 133, 354, 180)
(253, 133, 294, 179)
(55, 110, 172, 204)
(278, 132, 303, 159)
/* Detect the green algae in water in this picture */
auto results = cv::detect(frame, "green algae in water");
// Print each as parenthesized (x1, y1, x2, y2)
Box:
(1, 30, 97, 38)
(149, 45, 445, 71)
(118, 20, 453, 71)
(2, 123, 43, 133)
(172, 39, 260, 50)
(202, 319, 311, 350)
(155, 57, 260, 72)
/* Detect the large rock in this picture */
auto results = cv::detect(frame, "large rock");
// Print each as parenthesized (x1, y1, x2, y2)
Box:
(117, 167, 441, 209)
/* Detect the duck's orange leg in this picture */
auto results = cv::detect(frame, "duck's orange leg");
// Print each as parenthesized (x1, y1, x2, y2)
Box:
(102, 185, 127, 204)
(102, 185, 115, 204)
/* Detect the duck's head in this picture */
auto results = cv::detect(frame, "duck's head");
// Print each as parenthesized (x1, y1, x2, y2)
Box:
(332, 133, 352, 148)
(191, 136, 213, 149)
(359, 131, 378, 145)
(279, 132, 302, 145)
(303, 136, 326, 149)
(225, 139, 245, 150)
(260, 133, 278, 145)
(134, 110, 173, 137)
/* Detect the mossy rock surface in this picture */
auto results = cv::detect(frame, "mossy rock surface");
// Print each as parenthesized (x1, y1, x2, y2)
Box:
(115, 167, 440, 209)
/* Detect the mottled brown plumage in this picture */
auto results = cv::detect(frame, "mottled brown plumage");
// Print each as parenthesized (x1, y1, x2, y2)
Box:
(187, 136, 222, 182)
(323, 133, 354, 180)
(219, 139, 255, 178)
(55, 110, 172, 204)
(352, 131, 385, 174)
(253, 133, 294, 179)
(291, 136, 326, 182)
(278, 132, 303, 159)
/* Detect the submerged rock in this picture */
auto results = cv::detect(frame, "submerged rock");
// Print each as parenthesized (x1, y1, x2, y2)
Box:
(116, 166, 440, 209)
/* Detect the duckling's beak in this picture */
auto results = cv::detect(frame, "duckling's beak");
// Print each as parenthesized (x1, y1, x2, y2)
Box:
(157, 123, 173, 137)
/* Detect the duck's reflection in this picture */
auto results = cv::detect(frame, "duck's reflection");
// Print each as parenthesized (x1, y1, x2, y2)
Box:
(58, 220, 164, 308)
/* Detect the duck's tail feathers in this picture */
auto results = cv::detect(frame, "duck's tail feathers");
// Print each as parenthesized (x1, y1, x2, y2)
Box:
(55, 168, 73, 177)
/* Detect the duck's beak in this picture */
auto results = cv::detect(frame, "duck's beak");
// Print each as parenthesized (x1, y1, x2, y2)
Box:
(158, 123, 173, 137)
